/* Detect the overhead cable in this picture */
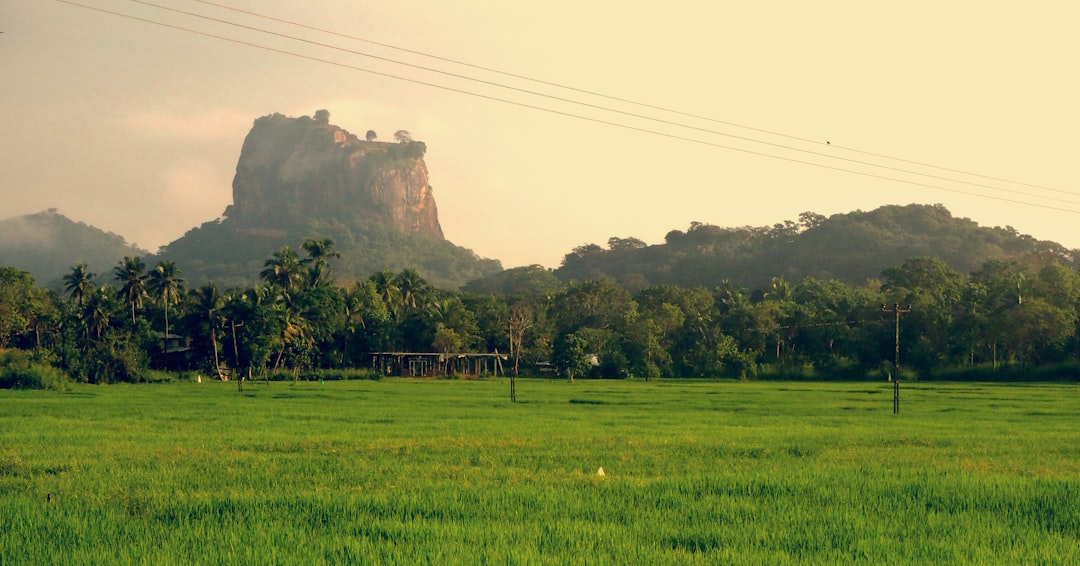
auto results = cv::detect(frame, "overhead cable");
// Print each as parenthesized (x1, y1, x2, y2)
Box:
(55, 0, 1080, 215)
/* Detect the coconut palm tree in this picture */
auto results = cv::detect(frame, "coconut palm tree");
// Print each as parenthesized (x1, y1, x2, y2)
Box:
(188, 283, 225, 378)
(261, 288, 314, 380)
(62, 263, 96, 307)
(84, 286, 116, 341)
(369, 269, 400, 314)
(394, 267, 431, 314)
(147, 260, 186, 352)
(260, 246, 304, 293)
(300, 238, 340, 287)
(113, 256, 147, 325)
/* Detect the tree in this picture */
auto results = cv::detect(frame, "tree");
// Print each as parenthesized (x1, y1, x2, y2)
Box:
(552, 332, 590, 382)
(272, 295, 314, 380)
(549, 279, 634, 334)
(314, 109, 330, 123)
(62, 263, 96, 307)
(393, 129, 412, 143)
(186, 283, 225, 378)
(507, 302, 536, 376)
(0, 268, 38, 348)
(113, 256, 148, 325)
(221, 287, 277, 388)
(394, 267, 432, 314)
(430, 296, 479, 352)
(343, 280, 392, 362)
(1002, 298, 1074, 365)
(881, 257, 967, 373)
(292, 285, 347, 368)
(146, 260, 186, 352)
(433, 326, 464, 374)
(84, 286, 117, 341)
(365, 130, 377, 141)
(791, 277, 881, 373)
(798, 211, 827, 231)
(300, 238, 340, 287)
(61, 263, 98, 352)
(260, 246, 304, 293)
(607, 236, 647, 251)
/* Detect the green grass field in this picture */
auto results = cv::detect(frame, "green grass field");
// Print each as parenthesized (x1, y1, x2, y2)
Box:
(2, 378, 1078, 564)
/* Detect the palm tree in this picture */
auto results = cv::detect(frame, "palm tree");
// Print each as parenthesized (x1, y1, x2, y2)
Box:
(62, 263, 96, 307)
(264, 289, 314, 380)
(369, 269, 401, 317)
(260, 246, 304, 293)
(188, 283, 225, 378)
(147, 260, 186, 352)
(84, 286, 116, 341)
(394, 267, 431, 313)
(300, 238, 340, 287)
(113, 256, 147, 325)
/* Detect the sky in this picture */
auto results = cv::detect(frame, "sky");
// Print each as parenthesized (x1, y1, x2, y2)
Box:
(3, 1, 1079, 270)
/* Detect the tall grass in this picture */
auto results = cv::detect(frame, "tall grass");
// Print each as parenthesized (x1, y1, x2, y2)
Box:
(1, 379, 1077, 563)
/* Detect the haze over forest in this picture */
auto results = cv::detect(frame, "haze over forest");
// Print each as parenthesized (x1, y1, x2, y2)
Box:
(2, 2, 1079, 270)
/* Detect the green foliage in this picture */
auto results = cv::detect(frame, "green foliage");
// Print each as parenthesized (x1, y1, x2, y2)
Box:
(556, 204, 1074, 290)
(0, 267, 39, 348)
(158, 215, 501, 290)
(552, 332, 591, 380)
(462, 264, 561, 296)
(9, 201, 1080, 385)
(0, 349, 70, 390)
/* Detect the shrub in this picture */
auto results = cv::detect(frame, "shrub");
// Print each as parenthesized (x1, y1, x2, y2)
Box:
(0, 349, 71, 391)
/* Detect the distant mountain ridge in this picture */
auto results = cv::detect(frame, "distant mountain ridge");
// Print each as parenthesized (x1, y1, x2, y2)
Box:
(0, 209, 148, 288)
(552, 204, 1078, 291)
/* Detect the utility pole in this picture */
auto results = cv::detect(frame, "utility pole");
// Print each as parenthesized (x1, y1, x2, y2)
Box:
(229, 320, 244, 393)
(882, 304, 911, 414)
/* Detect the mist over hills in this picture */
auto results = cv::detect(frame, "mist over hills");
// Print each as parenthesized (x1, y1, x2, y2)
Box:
(0, 209, 148, 287)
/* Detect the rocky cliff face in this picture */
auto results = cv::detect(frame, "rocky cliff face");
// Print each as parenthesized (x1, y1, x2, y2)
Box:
(225, 112, 444, 239)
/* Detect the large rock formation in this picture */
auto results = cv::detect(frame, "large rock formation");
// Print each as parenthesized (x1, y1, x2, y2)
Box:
(154, 111, 500, 289)
(224, 112, 444, 239)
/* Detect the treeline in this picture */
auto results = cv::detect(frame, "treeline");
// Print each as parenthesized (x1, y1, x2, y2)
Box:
(3, 237, 1080, 390)
(157, 214, 502, 291)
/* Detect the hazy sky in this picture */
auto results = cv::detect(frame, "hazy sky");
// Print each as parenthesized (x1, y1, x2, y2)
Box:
(3, 1, 1079, 269)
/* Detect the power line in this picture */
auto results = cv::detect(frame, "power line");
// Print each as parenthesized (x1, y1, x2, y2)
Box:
(55, 0, 1080, 216)
(126, 0, 1080, 206)
(192, 0, 1076, 200)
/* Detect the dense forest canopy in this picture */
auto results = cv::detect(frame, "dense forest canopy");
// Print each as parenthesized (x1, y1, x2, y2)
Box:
(553, 204, 1076, 291)
(4, 217, 1080, 389)
(156, 213, 501, 290)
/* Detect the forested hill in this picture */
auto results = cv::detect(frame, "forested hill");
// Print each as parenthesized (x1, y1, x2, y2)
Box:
(156, 214, 501, 290)
(553, 204, 1077, 290)
(0, 210, 148, 287)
